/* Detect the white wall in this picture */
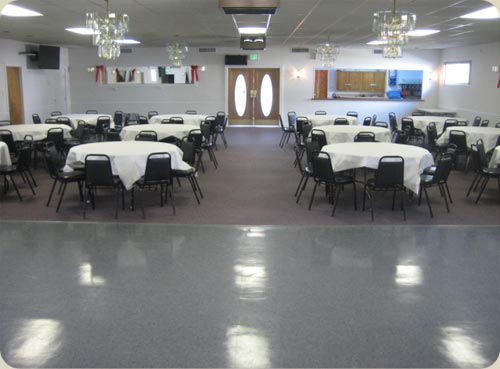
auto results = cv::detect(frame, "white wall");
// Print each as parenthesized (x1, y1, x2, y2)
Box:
(68, 45, 441, 124)
(0, 38, 69, 122)
(439, 42, 500, 123)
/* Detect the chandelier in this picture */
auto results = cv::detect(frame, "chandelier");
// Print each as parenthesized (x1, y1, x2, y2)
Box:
(316, 38, 340, 67)
(373, 0, 416, 58)
(86, 0, 129, 60)
(166, 37, 188, 68)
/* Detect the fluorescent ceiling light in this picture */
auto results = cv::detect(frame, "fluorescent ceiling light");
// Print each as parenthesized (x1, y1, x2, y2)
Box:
(366, 40, 387, 45)
(65, 27, 97, 35)
(116, 39, 141, 45)
(407, 29, 440, 37)
(238, 26, 267, 34)
(1, 4, 42, 17)
(460, 6, 499, 19)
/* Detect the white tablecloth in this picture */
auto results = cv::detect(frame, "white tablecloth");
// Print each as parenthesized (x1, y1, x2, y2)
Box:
(0, 141, 11, 166)
(2, 124, 72, 141)
(416, 108, 457, 116)
(301, 115, 359, 127)
(58, 114, 115, 129)
(436, 127, 500, 152)
(311, 125, 391, 144)
(120, 124, 200, 141)
(148, 114, 207, 126)
(64, 141, 192, 190)
(404, 116, 468, 133)
(321, 142, 434, 194)
(488, 146, 500, 168)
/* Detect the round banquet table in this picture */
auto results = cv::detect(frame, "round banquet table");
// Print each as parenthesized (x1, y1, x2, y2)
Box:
(64, 141, 192, 190)
(321, 142, 434, 194)
(120, 124, 200, 141)
(301, 114, 359, 127)
(311, 125, 391, 144)
(488, 146, 500, 168)
(148, 114, 208, 126)
(0, 141, 12, 166)
(404, 116, 468, 133)
(2, 124, 72, 141)
(58, 114, 115, 129)
(436, 127, 500, 153)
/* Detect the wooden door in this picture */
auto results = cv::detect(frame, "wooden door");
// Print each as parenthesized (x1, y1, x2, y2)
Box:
(7, 67, 24, 124)
(314, 70, 328, 99)
(373, 71, 387, 92)
(228, 68, 280, 125)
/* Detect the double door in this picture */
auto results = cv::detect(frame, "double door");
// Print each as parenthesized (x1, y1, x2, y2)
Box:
(228, 68, 280, 125)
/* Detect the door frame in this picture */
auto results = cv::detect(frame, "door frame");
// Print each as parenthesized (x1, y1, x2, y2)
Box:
(225, 65, 283, 126)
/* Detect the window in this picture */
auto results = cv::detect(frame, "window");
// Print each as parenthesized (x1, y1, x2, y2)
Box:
(443, 61, 471, 85)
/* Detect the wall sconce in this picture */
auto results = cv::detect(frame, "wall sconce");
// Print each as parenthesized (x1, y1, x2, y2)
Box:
(294, 68, 305, 79)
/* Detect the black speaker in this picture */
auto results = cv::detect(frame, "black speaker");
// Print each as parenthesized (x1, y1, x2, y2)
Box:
(225, 55, 248, 65)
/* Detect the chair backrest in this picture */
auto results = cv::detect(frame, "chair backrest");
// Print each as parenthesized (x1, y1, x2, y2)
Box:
(185, 110, 197, 115)
(114, 111, 124, 128)
(302, 122, 313, 139)
(125, 113, 139, 126)
(96, 116, 111, 134)
(46, 127, 64, 149)
(472, 116, 482, 126)
(475, 139, 489, 168)
(362, 116, 372, 126)
(0, 130, 17, 153)
(204, 116, 218, 134)
(426, 122, 438, 147)
(433, 153, 453, 183)
(311, 151, 334, 182)
(354, 132, 376, 142)
(147, 111, 159, 119)
(371, 114, 377, 126)
(495, 122, 500, 128)
(305, 139, 320, 165)
(388, 112, 397, 131)
(73, 120, 87, 140)
(86, 110, 98, 114)
(391, 131, 408, 144)
(374, 156, 404, 189)
(346, 111, 358, 117)
(310, 129, 327, 148)
(480, 119, 489, 127)
(44, 143, 61, 179)
(187, 129, 203, 149)
(135, 130, 158, 141)
(51, 111, 62, 116)
(334, 117, 349, 126)
(375, 121, 388, 128)
(314, 110, 327, 115)
(15, 146, 33, 171)
(45, 118, 58, 124)
(214, 112, 226, 128)
(200, 121, 212, 141)
(138, 116, 149, 125)
(448, 130, 467, 151)
(169, 116, 184, 124)
(85, 154, 115, 186)
(144, 152, 172, 183)
(287, 111, 296, 127)
(443, 119, 458, 133)
(401, 117, 414, 132)
(180, 139, 196, 166)
(32, 113, 42, 124)
(295, 117, 309, 134)
(105, 128, 121, 141)
(56, 117, 71, 127)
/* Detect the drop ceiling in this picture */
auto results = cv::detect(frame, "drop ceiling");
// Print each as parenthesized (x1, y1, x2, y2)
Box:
(0, 0, 499, 51)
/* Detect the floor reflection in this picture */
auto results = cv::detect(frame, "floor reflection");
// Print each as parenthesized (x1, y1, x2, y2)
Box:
(439, 325, 491, 368)
(226, 325, 270, 368)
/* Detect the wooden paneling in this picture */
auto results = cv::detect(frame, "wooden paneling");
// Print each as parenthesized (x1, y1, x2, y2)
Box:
(337, 70, 386, 92)
(314, 70, 328, 99)
(7, 66, 24, 124)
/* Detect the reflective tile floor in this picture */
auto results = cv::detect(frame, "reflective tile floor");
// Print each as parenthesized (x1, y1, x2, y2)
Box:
(0, 221, 498, 368)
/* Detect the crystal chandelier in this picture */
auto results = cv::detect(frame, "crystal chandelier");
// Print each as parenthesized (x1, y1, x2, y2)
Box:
(373, 0, 416, 58)
(166, 37, 188, 68)
(316, 38, 340, 67)
(86, 0, 129, 60)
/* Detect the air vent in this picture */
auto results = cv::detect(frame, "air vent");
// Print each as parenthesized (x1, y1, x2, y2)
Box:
(373, 49, 383, 54)
(291, 48, 309, 53)
(219, 0, 279, 14)
(199, 47, 217, 53)
(121, 48, 132, 53)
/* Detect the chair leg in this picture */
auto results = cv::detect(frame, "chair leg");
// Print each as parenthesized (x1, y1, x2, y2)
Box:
(444, 182, 453, 204)
(188, 177, 201, 204)
(8, 174, 22, 201)
(47, 179, 58, 206)
(193, 176, 203, 198)
(331, 186, 340, 216)
(308, 182, 318, 210)
(279, 132, 286, 147)
(475, 176, 489, 203)
(466, 173, 480, 197)
(295, 173, 306, 197)
(296, 175, 309, 203)
(168, 184, 175, 215)
(56, 182, 68, 212)
(439, 183, 450, 213)
(401, 190, 406, 221)
(352, 182, 357, 210)
(423, 187, 433, 218)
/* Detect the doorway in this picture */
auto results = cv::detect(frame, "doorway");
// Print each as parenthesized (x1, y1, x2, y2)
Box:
(6, 66, 24, 124)
(228, 68, 280, 125)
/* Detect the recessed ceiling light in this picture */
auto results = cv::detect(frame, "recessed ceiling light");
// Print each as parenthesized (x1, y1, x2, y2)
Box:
(1, 4, 42, 17)
(366, 40, 387, 45)
(460, 6, 499, 19)
(407, 29, 440, 37)
(238, 26, 267, 34)
(65, 27, 97, 35)
(116, 39, 141, 45)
